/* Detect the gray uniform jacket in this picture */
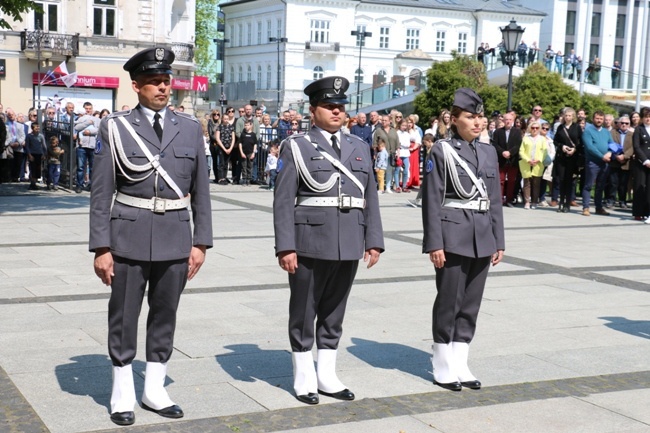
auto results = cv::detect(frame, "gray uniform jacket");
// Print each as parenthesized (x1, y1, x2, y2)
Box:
(89, 106, 213, 262)
(273, 126, 384, 261)
(422, 136, 505, 258)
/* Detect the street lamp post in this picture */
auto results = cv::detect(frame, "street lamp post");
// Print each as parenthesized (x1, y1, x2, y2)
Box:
(213, 37, 230, 115)
(269, 36, 288, 117)
(500, 19, 525, 112)
(25, 22, 53, 123)
(350, 30, 372, 113)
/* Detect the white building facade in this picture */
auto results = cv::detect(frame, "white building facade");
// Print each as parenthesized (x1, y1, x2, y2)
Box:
(219, 0, 545, 113)
(520, 0, 650, 90)
(0, 0, 196, 114)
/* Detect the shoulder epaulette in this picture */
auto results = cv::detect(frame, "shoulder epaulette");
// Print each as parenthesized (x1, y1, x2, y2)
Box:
(174, 111, 199, 123)
(107, 109, 131, 119)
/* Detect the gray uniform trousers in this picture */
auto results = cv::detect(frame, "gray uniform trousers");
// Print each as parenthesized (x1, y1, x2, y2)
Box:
(422, 136, 505, 346)
(109, 256, 188, 366)
(288, 257, 359, 352)
(433, 253, 490, 344)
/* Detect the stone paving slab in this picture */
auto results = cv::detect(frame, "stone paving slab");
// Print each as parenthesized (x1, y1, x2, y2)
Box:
(2, 184, 650, 432)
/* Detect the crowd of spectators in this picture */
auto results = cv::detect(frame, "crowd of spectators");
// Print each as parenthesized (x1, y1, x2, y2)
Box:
(477, 40, 621, 88)
(5, 96, 649, 224)
(339, 102, 649, 224)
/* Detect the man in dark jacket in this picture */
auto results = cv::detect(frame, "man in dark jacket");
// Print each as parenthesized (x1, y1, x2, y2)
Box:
(492, 112, 522, 207)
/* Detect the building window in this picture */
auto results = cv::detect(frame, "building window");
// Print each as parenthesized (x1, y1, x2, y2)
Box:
(435, 31, 446, 53)
(34, 2, 58, 32)
(247, 65, 252, 82)
(230, 66, 234, 82)
(277, 19, 282, 38)
(565, 11, 576, 36)
(257, 21, 262, 45)
(379, 26, 390, 49)
(589, 44, 599, 61)
(247, 23, 252, 45)
(591, 12, 601, 37)
(93, 0, 116, 37)
(406, 28, 419, 50)
(457, 32, 467, 54)
(313, 66, 324, 80)
(615, 14, 625, 39)
(266, 65, 272, 90)
(237, 23, 243, 46)
(266, 20, 272, 42)
(238, 66, 243, 82)
(256, 65, 262, 89)
(377, 69, 387, 85)
(355, 25, 367, 47)
(310, 20, 330, 43)
(614, 45, 623, 64)
(354, 68, 364, 84)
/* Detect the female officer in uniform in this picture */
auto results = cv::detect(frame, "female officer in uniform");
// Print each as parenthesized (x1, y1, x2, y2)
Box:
(421, 88, 505, 391)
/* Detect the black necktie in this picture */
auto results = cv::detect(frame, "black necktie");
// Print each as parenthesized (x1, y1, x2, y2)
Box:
(331, 135, 340, 158)
(153, 113, 163, 142)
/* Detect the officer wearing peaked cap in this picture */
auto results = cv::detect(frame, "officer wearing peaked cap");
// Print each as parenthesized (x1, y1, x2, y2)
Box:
(273, 76, 384, 405)
(421, 88, 505, 392)
(89, 47, 213, 426)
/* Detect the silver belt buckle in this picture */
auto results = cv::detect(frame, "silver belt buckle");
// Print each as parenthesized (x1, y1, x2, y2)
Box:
(153, 197, 166, 214)
(339, 194, 353, 210)
(478, 198, 490, 212)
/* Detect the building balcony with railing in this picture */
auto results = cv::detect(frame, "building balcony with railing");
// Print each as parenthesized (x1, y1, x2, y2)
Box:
(20, 29, 80, 59)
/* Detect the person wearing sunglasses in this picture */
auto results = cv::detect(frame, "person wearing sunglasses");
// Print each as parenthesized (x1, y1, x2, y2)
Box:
(273, 76, 384, 405)
(519, 121, 549, 209)
(608, 115, 631, 209)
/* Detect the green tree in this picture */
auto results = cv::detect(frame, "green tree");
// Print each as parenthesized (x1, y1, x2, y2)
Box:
(1, 0, 40, 30)
(511, 63, 581, 117)
(512, 62, 617, 117)
(194, 0, 220, 79)
(414, 53, 506, 123)
(579, 93, 618, 117)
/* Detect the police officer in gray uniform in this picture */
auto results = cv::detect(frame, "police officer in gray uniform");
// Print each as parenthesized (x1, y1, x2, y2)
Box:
(421, 88, 505, 392)
(89, 47, 213, 426)
(273, 76, 384, 405)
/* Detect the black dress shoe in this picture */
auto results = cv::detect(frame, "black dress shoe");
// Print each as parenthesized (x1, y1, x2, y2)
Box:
(434, 380, 462, 391)
(141, 403, 184, 418)
(318, 388, 355, 401)
(460, 380, 482, 390)
(110, 411, 135, 426)
(296, 393, 319, 405)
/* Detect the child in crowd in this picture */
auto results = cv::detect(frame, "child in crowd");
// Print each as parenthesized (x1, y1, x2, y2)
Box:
(202, 121, 212, 179)
(25, 123, 48, 191)
(265, 141, 279, 191)
(238, 119, 258, 186)
(47, 136, 65, 190)
(374, 138, 388, 193)
(408, 133, 435, 207)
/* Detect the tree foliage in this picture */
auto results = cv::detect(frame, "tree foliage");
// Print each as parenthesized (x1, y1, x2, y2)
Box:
(194, 0, 220, 78)
(512, 63, 580, 117)
(0, 0, 40, 30)
(414, 53, 506, 124)
(416, 57, 618, 126)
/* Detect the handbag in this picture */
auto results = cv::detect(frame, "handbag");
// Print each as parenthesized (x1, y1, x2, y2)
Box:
(3, 145, 14, 159)
(395, 155, 403, 167)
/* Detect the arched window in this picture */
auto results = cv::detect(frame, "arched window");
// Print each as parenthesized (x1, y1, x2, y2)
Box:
(354, 68, 364, 84)
(238, 66, 243, 82)
(266, 65, 272, 90)
(313, 66, 324, 80)
(257, 65, 262, 89)
(247, 65, 252, 82)
(377, 69, 387, 85)
(230, 66, 235, 82)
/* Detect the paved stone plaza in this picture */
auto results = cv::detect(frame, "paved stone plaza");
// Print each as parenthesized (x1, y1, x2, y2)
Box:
(1, 182, 650, 433)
